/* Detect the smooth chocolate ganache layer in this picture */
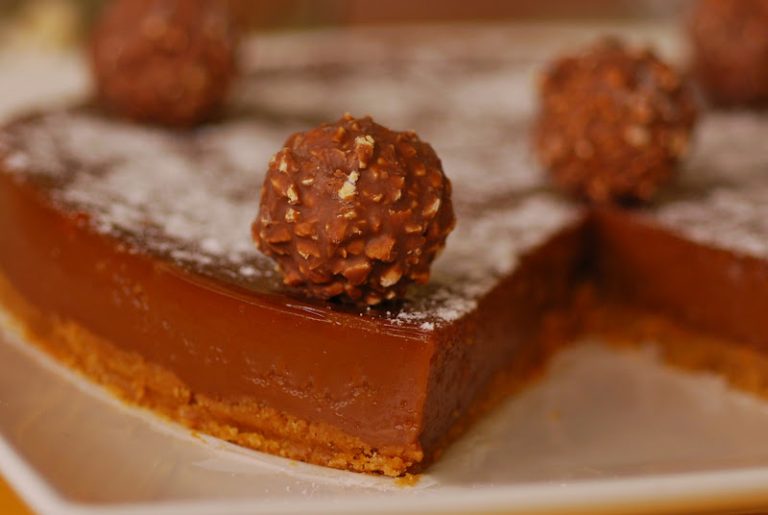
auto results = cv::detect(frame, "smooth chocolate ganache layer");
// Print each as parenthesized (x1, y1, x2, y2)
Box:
(2, 27, 768, 476)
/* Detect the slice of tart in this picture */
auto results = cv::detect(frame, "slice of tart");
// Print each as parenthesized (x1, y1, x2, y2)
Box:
(0, 34, 584, 476)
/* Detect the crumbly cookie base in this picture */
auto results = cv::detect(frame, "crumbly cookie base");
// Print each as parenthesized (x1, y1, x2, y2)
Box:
(4, 269, 765, 478)
(0, 272, 425, 477)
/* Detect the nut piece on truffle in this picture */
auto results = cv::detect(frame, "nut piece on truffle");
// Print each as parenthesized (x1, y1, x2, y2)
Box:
(90, 0, 239, 127)
(690, 0, 768, 107)
(534, 38, 698, 204)
(253, 114, 456, 306)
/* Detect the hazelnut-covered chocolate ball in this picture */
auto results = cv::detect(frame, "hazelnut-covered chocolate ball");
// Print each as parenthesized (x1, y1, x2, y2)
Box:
(690, 0, 768, 106)
(253, 114, 456, 306)
(534, 38, 698, 204)
(90, 0, 238, 127)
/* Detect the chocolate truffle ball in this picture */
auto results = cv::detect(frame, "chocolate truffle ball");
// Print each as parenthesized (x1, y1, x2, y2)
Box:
(90, 0, 238, 127)
(534, 38, 698, 204)
(690, 0, 768, 106)
(253, 115, 456, 306)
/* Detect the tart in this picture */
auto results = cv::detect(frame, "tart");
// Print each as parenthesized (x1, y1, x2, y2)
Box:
(1, 27, 768, 477)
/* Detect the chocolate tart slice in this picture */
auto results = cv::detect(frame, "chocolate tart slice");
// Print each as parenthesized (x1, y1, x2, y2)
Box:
(0, 40, 584, 476)
(5, 26, 768, 478)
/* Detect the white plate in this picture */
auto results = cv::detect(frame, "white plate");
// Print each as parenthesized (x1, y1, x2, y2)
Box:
(4, 309, 768, 515)
(4, 23, 768, 515)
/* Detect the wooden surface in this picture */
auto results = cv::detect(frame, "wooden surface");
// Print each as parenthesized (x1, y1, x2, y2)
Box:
(0, 475, 30, 515)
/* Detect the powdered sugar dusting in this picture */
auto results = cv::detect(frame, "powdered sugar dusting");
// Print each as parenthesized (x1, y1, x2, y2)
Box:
(683, 112, 768, 186)
(396, 194, 575, 325)
(655, 186, 768, 257)
(4, 113, 280, 271)
(652, 112, 768, 259)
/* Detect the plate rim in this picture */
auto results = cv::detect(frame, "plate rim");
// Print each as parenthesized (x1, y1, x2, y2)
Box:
(5, 437, 768, 515)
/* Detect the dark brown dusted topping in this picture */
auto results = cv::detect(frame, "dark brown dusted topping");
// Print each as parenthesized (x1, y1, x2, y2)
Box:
(534, 38, 698, 204)
(690, 0, 768, 107)
(90, 0, 239, 127)
(252, 114, 456, 306)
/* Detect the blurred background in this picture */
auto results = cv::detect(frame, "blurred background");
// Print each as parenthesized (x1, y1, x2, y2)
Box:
(0, 0, 691, 49)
